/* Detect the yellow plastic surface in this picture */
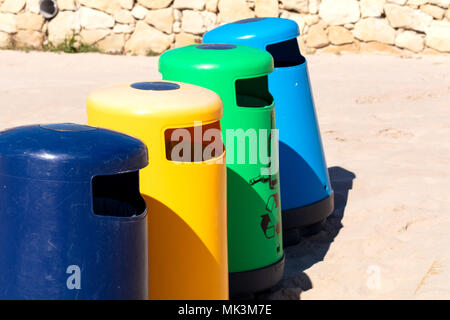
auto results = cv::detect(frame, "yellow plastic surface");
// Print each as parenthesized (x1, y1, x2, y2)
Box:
(87, 81, 228, 300)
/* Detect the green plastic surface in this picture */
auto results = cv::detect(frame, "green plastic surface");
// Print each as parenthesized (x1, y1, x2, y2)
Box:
(160, 44, 283, 273)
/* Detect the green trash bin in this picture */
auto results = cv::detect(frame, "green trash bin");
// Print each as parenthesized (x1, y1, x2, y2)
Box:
(160, 44, 284, 296)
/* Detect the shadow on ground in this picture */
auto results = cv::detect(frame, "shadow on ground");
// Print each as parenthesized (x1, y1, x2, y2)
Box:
(257, 166, 356, 300)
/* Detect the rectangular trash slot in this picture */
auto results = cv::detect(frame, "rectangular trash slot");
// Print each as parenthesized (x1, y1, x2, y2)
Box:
(164, 121, 224, 162)
(92, 171, 146, 217)
(235, 76, 273, 107)
(266, 38, 305, 68)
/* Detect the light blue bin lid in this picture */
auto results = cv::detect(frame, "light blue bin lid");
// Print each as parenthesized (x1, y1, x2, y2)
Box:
(203, 17, 300, 50)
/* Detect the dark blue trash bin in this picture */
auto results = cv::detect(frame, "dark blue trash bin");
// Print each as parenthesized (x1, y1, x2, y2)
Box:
(0, 123, 148, 299)
(203, 17, 334, 246)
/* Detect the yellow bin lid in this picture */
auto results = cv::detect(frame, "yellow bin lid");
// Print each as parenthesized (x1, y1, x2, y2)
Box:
(86, 81, 223, 125)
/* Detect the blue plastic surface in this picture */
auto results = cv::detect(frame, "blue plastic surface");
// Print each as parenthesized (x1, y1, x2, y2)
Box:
(204, 17, 332, 211)
(195, 44, 237, 50)
(131, 81, 180, 91)
(203, 17, 299, 51)
(0, 124, 149, 299)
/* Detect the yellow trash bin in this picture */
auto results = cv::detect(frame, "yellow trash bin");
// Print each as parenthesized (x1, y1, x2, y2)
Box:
(87, 81, 228, 300)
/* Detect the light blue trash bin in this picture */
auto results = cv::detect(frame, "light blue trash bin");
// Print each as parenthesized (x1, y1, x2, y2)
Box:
(204, 17, 334, 246)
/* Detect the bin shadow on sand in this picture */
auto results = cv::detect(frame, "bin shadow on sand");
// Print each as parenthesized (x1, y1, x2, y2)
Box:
(258, 166, 356, 300)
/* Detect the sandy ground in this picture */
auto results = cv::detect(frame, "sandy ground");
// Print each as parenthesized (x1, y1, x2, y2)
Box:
(0, 50, 449, 300)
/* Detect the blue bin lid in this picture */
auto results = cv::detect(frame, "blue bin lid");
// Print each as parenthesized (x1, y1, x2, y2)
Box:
(203, 17, 300, 50)
(0, 124, 148, 181)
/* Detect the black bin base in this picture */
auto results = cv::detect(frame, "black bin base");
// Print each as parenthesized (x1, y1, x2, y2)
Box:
(229, 255, 285, 298)
(282, 192, 335, 247)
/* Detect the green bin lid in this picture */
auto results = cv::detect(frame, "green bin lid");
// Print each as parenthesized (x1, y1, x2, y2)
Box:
(159, 43, 274, 81)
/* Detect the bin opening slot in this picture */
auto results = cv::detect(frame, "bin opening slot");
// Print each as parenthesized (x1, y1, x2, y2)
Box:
(165, 121, 224, 162)
(235, 76, 273, 108)
(92, 171, 146, 217)
(266, 38, 305, 68)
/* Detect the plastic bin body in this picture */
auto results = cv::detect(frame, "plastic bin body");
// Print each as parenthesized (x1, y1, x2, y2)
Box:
(204, 17, 334, 245)
(159, 45, 284, 295)
(0, 124, 148, 300)
(87, 81, 228, 300)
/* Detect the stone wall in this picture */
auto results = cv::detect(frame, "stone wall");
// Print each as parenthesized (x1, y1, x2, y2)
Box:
(0, 0, 449, 55)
